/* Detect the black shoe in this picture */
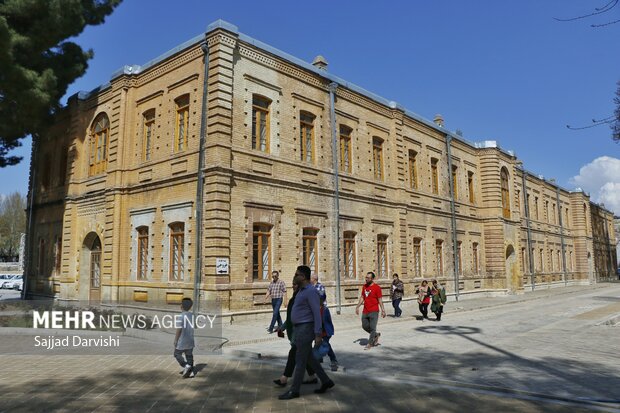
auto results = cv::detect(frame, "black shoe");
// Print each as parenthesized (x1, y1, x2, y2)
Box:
(314, 380, 335, 394)
(273, 379, 287, 387)
(302, 377, 318, 384)
(279, 390, 300, 400)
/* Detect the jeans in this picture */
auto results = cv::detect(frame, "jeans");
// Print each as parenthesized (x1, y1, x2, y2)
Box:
(392, 298, 402, 317)
(361, 311, 379, 344)
(290, 323, 331, 394)
(325, 337, 337, 363)
(269, 297, 283, 331)
(174, 348, 194, 367)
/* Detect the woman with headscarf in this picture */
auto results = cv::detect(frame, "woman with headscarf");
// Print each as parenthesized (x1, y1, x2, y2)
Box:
(415, 279, 431, 319)
(430, 279, 447, 321)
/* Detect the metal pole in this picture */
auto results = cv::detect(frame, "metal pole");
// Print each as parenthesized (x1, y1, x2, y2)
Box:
(193, 42, 209, 315)
(445, 135, 459, 301)
(328, 82, 342, 314)
(555, 186, 567, 286)
(520, 168, 535, 290)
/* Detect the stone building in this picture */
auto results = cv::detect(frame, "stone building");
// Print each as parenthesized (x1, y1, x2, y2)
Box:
(25, 20, 618, 312)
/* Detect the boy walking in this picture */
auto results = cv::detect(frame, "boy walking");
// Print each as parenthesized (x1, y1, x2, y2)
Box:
(174, 297, 196, 378)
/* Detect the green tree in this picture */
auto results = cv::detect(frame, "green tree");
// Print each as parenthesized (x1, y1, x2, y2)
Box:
(0, 192, 26, 260)
(0, 0, 122, 167)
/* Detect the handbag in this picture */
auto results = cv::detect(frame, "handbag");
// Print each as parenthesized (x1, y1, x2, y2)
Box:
(312, 341, 330, 360)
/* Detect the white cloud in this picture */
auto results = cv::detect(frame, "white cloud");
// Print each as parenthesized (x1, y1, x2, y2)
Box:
(570, 156, 620, 215)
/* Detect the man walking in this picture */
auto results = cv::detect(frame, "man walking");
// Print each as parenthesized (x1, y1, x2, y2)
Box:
(310, 273, 326, 304)
(264, 270, 286, 334)
(355, 272, 386, 350)
(390, 273, 404, 317)
(279, 265, 335, 400)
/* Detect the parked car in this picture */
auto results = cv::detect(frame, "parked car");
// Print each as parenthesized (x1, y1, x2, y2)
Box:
(5, 275, 23, 291)
(0, 275, 21, 289)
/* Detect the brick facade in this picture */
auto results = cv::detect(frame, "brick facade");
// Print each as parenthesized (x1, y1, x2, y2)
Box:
(25, 20, 618, 312)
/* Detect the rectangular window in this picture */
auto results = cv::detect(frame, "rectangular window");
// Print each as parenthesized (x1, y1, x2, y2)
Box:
(170, 223, 184, 280)
(302, 228, 318, 276)
(413, 238, 422, 277)
(540, 248, 544, 272)
(174, 95, 189, 152)
(552, 203, 556, 224)
(300, 112, 315, 163)
(409, 150, 418, 189)
(431, 158, 439, 194)
(137, 227, 148, 280)
(457, 241, 462, 275)
(143, 110, 155, 161)
(515, 189, 520, 212)
(534, 197, 539, 220)
(452, 165, 458, 199)
(468, 171, 475, 203)
(549, 249, 554, 272)
(377, 235, 388, 278)
(344, 231, 356, 278)
(373, 137, 384, 180)
(532, 247, 536, 271)
(521, 247, 526, 273)
(435, 240, 443, 276)
(253, 224, 271, 280)
(252, 95, 270, 152)
(472, 242, 479, 274)
(54, 236, 62, 275)
(339, 125, 352, 173)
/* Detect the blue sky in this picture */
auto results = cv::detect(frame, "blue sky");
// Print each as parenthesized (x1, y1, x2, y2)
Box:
(2, 0, 619, 212)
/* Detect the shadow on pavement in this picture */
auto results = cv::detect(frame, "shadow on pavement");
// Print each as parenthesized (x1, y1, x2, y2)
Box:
(0, 353, 611, 413)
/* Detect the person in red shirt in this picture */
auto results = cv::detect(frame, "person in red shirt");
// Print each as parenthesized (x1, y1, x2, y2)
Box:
(355, 272, 386, 350)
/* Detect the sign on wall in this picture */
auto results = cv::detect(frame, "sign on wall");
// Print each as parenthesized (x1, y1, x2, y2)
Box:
(216, 258, 229, 274)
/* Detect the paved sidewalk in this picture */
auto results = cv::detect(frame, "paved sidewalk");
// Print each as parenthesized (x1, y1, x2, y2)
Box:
(0, 283, 618, 412)
(218, 283, 605, 348)
(0, 354, 607, 413)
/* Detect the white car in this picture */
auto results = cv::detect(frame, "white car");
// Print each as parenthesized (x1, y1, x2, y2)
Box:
(1, 275, 22, 290)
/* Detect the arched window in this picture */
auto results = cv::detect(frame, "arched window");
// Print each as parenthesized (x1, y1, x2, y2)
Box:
(89, 113, 109, 176)
(174, 95, 190, 152)
(501, 167, 510, 218)
(253, 223, 272, 280)
(143, 109, 155, 161)
(252, 95, 271, 152)
(343, 231, 356, 278)
(299, 111, 315, 163)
